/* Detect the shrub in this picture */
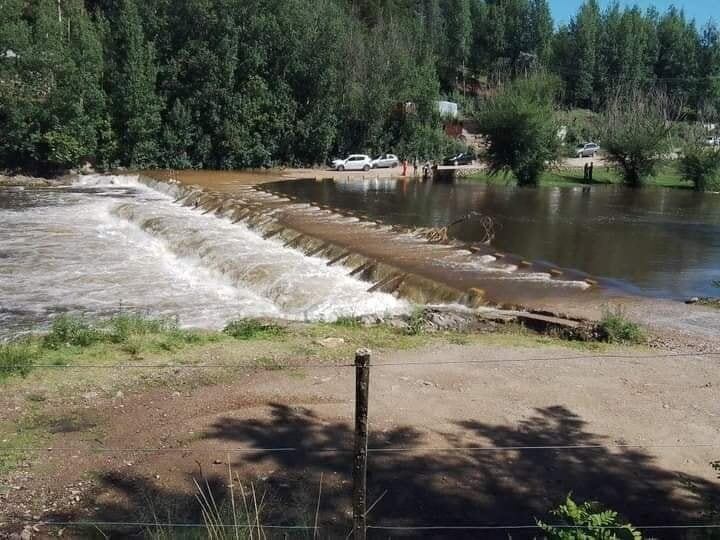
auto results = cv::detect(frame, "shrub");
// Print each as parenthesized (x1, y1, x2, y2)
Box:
(599, 306, 644, 345)
(0, 341, 36, 381)
(537, 495, 642, 539)
(478, 74, 562, 186)
(679, 128, 720, 191)
(223, 319, 284, 340)
(601, 88, 678, 187)
(43, 315, 102, 349)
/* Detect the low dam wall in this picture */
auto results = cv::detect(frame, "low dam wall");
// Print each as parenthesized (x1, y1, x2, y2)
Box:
(139, 174, 600, 312)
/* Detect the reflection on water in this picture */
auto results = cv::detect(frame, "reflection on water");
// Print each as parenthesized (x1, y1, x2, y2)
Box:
(267, 178, 720, 299)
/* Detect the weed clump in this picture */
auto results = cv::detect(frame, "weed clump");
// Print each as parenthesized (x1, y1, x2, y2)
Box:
(109, 314, 174, 343)
(43, 315, 102, 349)
(599, 306, 644, 345)
(404, 307, 427, 336)
(332, 316, 362, 328)
(223, 319, 285, 340)
(0, 341, 36, 381)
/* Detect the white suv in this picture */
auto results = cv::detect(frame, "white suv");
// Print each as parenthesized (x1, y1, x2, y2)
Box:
(332, 154, 373, 171)
(575, 142, 600, 158)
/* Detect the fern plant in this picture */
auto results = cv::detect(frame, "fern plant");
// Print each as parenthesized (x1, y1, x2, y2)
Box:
(537, 495, 642, 540)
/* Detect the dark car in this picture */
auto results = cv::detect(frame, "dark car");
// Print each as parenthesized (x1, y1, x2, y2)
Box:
(442, 152, 474, 166)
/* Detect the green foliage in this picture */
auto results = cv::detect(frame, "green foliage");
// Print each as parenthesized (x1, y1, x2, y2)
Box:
(109, 314, 174, 343)
(537, 495, 642, 540)
(599, 306, 644, 345)
(601, 88, 676, 187)
(405, 307, 427, 336)
(3, 0, 720, 173)
(43, 313, 185, 350)
(680, 129, 720, 191)
(43, 315, 103, 349)
(332, 316, 363, 329)
(0, 341, 36, 381)
(478, 74, 561, 186)
(223, 319, 285, 340)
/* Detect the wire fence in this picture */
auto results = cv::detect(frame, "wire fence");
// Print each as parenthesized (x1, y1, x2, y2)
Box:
(4, 347, 720, 537)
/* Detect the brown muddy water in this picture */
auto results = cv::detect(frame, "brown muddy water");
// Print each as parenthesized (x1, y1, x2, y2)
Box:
(264, 177, 720, 300)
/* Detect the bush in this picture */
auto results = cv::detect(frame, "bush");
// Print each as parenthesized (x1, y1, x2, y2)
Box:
(679, 129, 720, 191)
(601, 88, 678, 187)
(538, 495, 641, 539)
(223, 319, 285, 340)
(478, 74, 562, 186)
(599, 306, 644, 345)
(0, 342, 36, 381)
(43, 315, 103, 349)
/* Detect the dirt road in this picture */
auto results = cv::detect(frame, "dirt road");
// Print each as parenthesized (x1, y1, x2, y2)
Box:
(3, 335, 719, 538)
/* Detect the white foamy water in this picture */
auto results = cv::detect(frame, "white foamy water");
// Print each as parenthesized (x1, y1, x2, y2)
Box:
(0, 175, 406, 337)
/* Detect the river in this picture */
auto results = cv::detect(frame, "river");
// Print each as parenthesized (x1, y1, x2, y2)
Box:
(266, 177, 720, 300)
(0, 175, 406, 338)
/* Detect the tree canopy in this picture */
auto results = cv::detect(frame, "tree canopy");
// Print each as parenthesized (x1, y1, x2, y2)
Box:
(1, 0, 720, 173)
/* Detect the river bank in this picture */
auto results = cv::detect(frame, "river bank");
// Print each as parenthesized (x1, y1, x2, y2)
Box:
(1, 314, 719, 538)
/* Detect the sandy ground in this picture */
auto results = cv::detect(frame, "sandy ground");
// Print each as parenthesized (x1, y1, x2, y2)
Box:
(2, 336, 720, 538)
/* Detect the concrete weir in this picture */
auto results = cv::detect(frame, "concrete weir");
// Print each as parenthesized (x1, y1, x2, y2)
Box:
(138, 174, 600, 311)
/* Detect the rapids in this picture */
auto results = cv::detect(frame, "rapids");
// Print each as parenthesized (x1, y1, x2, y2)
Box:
(0, 175, 406, 338)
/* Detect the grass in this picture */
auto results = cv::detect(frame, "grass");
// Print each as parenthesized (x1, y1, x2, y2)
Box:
(465, 161, 693, 189)
(223, 319, 286, 340)
(0, 341, 36, 381)
(599, 306, 645, 345)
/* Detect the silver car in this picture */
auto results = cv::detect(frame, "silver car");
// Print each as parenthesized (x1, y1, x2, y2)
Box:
(576, 142, 600, 158)
(371, 153, 399, 169)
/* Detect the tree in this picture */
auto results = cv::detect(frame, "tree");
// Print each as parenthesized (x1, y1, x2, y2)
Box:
(439, 0, 471, 89)
(477, 74, 561, 186)
(112, 0, 163, 168)
(601, 87, 678, 187)
(569, 0, 601, 108)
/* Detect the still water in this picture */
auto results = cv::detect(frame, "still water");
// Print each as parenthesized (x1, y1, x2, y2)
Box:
(0, 176, 406, 338)
(266, 177, 720, 299)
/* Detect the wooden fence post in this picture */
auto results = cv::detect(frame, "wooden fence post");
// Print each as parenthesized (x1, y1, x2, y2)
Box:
(353, 348, 371, 540)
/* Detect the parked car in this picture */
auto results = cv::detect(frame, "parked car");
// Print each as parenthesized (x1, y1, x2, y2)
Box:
(331, 154, 373, 171)
(442, 152, 474, 166)
(705, 136, 720, 147)
(575, 142, 600, 157)
(371, 153, 400, 168)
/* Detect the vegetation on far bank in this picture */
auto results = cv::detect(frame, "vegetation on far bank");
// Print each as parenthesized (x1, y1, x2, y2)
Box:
(464, 161, 695, 190)
(3, 0, 720, 175)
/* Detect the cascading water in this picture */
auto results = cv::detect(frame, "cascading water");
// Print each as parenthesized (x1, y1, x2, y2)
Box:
(0, 175, 407, 338)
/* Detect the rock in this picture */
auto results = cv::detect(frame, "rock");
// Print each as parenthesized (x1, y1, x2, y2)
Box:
(315, 337, 345, 348)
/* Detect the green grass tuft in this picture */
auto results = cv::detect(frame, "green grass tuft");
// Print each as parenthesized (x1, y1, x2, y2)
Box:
(42, 315, 103, 349)
(599, 306, 645, 345)
(404, 307, 427, 336)
(0, 341, 36, 381)
(332, 315, 363, 328)
(223, 319, 285, 340)
(109, 314, 175, 343)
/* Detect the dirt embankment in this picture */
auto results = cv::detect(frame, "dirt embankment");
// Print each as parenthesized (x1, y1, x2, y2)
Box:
(1, 320, 720, 538)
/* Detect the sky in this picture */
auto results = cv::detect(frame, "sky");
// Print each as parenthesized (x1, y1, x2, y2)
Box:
(551, 0, 720, 26)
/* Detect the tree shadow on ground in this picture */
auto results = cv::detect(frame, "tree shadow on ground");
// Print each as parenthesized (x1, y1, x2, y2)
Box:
(56, 403, 720, 539)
